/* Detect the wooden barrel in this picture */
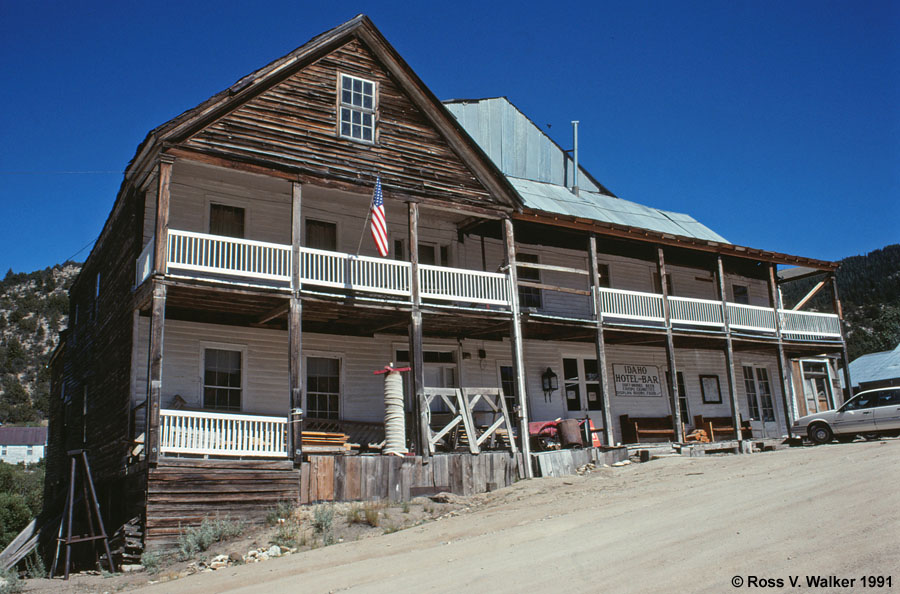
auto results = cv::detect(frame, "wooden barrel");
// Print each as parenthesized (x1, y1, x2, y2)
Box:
(558, 418, 583, 448)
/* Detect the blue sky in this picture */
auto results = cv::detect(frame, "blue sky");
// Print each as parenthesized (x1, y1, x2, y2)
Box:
(1, 1, 897, 273)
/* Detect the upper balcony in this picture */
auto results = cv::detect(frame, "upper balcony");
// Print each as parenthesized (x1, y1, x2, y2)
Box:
(135, 229, 843, 344)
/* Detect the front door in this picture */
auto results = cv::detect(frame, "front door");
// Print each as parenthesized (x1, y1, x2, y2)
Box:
(562, 358, 606, 432)
(742, 366, 779, 437)
(800, 360, 835, 414)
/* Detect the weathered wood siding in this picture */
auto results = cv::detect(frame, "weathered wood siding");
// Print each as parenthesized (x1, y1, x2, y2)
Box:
(180, 39, 496, 208)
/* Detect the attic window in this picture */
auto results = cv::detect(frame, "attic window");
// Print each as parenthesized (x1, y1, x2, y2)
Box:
(338, 74, 375, 142)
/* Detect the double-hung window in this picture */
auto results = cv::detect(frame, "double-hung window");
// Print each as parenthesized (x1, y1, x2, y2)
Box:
(203, 348, 242, 411)
(339, 74, 375, 142)
(307, 357, 341, 420)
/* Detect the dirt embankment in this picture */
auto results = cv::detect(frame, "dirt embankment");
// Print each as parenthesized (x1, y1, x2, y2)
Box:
(25, 440, 900, 593)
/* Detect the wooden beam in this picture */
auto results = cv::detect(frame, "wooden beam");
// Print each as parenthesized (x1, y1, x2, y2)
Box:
(408, 202, 427, 460)
(830, 273, 853, 402)
(589, 234, 615, 447)
(716, 255, 742, 441)
(768, 264, 795, 436)
(153, 156, 174, 276)
(165, 147, 299, 182)
(504, 218, 532, 478)
(292, 182, 302, 292)
(791, 280, 828, 311)
(515, 261, 590, 276)
(257, 302, 289, 325)
(288, 297, 303, 466)
(516, 280, 591, 296)
(657, 247, 684, 442)
(146, 282, 167, 466)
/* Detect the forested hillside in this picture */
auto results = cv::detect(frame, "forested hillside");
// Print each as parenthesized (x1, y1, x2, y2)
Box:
(782, 244, 900, 360)
(0, 264, 79, 423)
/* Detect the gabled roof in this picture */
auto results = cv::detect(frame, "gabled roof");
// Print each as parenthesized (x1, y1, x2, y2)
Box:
(127, 14, 520, 209)
(849, 343, 900, 388)
(0, 426, 47, 446)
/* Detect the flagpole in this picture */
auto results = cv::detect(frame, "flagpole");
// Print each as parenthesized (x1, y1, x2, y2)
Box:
(356, 207, 373, 256)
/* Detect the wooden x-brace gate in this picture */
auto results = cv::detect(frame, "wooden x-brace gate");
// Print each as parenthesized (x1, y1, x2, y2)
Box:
(420, 387, 517, 456)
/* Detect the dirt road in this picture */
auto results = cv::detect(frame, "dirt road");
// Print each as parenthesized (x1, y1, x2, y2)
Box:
(135, 440, 899, 593)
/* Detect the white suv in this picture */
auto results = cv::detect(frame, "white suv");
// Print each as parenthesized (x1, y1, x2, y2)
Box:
(792, 387, 900, 444)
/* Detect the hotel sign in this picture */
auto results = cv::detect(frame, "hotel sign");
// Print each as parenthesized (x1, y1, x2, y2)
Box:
(613, 364, 662, 397)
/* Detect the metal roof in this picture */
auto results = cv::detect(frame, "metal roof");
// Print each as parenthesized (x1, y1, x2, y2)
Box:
(0, 426, 47, 446)
(508, 176, 730, 243)
(444, 97, 615, 196)
(848, 343, 900, 388)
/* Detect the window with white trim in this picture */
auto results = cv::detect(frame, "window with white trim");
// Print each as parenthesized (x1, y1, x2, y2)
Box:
(203, 348, 242, 411)
(743, 365, 775, 422)
(307, 357, 341, 420)
(339, 74, 375, 142)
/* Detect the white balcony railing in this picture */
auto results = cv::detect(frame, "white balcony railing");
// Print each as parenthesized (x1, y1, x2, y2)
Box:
(159, 409, 287, 457)
(668, 296, 725, 328)
(779, 309, 842, 339)
(299, 246, 411, 296)
(597, 287, 665, 323)
(727, 303, 777, 333)
(419, 264, 510, 306)
(167, 230, 292, 282)
(135, 236, 154, 287)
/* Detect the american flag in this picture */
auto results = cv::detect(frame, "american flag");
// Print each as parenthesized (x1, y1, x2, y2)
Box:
(370, 177, 389, 257)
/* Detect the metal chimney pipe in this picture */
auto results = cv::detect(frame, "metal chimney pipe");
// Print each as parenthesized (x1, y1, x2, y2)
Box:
(571, 120, 580, 196)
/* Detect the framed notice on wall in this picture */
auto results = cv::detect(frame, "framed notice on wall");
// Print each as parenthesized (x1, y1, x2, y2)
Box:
(613, 364, 662, 397)
(701, 375, 722, 404)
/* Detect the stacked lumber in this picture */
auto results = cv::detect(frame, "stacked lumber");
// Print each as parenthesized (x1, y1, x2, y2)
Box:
(108, 516, 143, 567)
(301, 431, 351, 453)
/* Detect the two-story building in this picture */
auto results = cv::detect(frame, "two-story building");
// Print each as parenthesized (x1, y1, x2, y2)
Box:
(44, 15, 850, 551)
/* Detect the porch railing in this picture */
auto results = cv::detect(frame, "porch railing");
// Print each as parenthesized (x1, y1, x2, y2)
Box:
(597, 287, 664, 322)
(298, 246, 412, 296)
(668, 296, 725, 328)
(779, 309, 842, 339)
(419, 265, 510, 306)
(135, 236, 154, 287)
(159, 409, 288, 457)
(727, 303, 778, 333)
(167, 230, 292, 282)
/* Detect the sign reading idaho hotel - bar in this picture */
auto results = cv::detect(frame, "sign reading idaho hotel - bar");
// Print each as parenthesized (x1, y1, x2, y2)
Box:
(613, 364, 662, 397)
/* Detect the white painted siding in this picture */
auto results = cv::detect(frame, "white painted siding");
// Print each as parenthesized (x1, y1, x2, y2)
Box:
(0, 445, 45, 465)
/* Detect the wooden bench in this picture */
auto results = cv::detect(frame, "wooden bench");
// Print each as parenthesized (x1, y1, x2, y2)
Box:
(620, 415, 678, 443)
(693, 415, 752, 441)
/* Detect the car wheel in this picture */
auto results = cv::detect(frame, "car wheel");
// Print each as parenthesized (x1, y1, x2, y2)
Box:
(809, 423, 833, 445)
(836, 434, 856, 443)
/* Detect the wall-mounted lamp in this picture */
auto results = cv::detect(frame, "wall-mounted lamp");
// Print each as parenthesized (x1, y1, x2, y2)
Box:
(541, 367, 558, 402)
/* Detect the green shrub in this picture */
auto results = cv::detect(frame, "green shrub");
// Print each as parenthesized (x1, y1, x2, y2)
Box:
(0, 566, 21, 594)
(176, 516, 244, 561)
(265, 501, 295, 526)
(140, 551, 164, 574)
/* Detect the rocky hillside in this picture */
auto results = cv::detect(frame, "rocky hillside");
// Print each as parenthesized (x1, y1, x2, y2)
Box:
(0, 263, 79, 423)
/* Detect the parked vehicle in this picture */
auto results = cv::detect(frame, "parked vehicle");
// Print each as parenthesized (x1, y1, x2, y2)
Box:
(793, 387, 900, 444)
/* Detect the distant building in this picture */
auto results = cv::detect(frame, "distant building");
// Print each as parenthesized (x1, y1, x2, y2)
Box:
(849, 343, 900, 392)
(0, 426, 47, 465)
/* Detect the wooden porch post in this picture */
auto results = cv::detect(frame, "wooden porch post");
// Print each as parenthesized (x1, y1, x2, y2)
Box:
(408, 202, 427, 458)
(503, 218, 533, 478)
(716, 256, 743, 441)
(588, 234, 615, 446)
(768, 264, 795, 437)
(153, 156, 174, 276)
(145, 282, 166, 465)
(829, 272, 854, 402)
(288, 182, 303, 465)
(657, 247, 684, 442)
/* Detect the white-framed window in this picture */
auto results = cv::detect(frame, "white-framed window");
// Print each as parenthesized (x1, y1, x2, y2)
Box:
(203, 347, 243, 411)
(338, 73, 376, 142)
(306, 356, 341, 420)
(498, 363, 518, 414)
(26, 446, 33, 457)
(1, 447, 7, 456)
(393, 239, 449, 266)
